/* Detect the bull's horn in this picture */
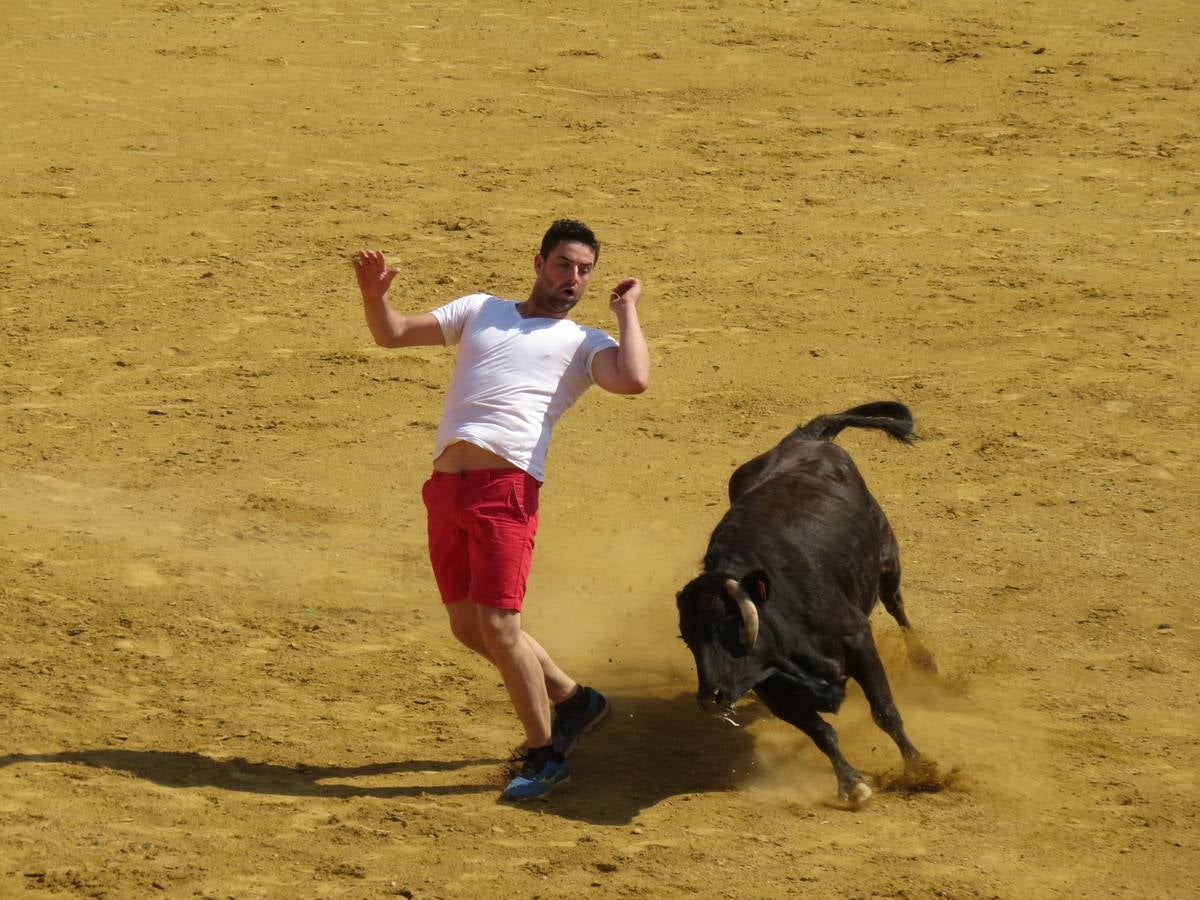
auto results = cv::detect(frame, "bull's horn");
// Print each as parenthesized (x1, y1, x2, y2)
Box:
(725, 578, 759, 651)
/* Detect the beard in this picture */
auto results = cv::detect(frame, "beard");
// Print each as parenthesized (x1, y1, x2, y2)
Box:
(528, 283, 581, 316)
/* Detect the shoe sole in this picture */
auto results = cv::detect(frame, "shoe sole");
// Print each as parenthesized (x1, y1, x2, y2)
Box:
(501, 773, 571, 802)
(559, 699, 612, 758)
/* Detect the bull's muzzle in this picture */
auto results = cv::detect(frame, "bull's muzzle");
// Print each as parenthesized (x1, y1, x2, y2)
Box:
(698, 688, 730, 710)
(697, 689, 743, 727)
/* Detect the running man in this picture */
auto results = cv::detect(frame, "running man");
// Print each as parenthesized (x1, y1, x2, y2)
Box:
(352, 219, 650, 800)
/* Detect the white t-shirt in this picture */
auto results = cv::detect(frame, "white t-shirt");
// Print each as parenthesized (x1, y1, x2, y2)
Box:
(430, 293, 618, 482)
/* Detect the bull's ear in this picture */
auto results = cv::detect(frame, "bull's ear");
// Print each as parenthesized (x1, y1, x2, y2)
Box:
(742, 570, 769, 605)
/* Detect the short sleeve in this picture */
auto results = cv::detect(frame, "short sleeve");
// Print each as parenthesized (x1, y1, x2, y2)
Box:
(430, 293, 489, 345)
(582, 328, 619, 380)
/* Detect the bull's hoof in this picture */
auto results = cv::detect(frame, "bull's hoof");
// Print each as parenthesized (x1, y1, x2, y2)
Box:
(841, 781, 873, 809)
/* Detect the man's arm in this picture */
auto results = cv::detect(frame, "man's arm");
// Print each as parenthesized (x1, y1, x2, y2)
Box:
(353, 249, 446, 348)
(591, 277, 650, 395)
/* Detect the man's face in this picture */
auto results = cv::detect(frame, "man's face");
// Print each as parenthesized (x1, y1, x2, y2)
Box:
(529, 240, 596, 317)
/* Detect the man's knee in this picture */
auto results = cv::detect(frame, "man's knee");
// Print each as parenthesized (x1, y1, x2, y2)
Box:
(477, 607, 523, 655)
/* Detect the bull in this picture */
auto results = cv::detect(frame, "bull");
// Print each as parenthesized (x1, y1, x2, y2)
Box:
(676, 401, 936, 806)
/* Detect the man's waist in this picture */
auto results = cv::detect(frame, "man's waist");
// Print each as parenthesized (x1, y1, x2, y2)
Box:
(432, 440, 520, 474)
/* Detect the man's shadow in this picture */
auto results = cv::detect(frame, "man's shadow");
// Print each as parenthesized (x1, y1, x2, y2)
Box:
(0, 691, 760, 823)
(0, 749, 506, 799)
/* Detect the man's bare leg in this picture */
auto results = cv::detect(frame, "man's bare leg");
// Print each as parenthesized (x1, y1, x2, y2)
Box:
(475, 606, 552, 748)
(445, 600, 491, 655)
(445, 602, 576, 704)
(521, 631, 576, 704)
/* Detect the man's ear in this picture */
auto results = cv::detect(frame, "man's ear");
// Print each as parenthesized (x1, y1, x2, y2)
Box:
(533, 253, 544, 275)
(741, 570, 769, 605)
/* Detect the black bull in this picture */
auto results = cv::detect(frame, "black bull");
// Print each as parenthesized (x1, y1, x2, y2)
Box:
(676, 401, 937, 806)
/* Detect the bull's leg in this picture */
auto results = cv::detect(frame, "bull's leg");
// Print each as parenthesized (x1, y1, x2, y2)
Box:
(878, 565, 912, 628)
(754, 675, 872, 807)
(880, 557, 938, 673)
(844, 631, 929, 777)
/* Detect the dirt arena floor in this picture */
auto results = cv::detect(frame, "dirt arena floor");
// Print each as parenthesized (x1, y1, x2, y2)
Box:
(2, 0, 1197, 897)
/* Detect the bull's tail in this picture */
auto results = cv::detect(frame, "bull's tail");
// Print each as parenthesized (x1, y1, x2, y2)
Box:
(798, 401, 915, 444)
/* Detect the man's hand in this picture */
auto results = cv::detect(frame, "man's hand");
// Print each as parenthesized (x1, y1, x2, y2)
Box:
(609, 277, 642, 314)
(353, 248, 400, 302)
(593, 276, 650, 395)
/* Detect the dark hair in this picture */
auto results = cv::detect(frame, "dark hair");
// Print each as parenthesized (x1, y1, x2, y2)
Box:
(539, 219, 600, 263)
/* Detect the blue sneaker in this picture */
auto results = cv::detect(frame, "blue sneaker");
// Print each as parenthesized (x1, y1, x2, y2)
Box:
(552, 686, 611, 757)
(501, 753, 570, 802)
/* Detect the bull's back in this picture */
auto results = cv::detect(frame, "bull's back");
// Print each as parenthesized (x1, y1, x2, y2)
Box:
(729, 434, 858, 503)
(709, 442, 889, 617)
(740, 439, 864, 499)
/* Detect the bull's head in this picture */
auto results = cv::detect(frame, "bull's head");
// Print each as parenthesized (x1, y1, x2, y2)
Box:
(676, 570, 771, 716)
(676, 569, 848, 719)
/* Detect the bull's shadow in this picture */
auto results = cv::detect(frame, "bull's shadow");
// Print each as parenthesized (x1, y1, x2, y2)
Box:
(0, 691, 759, 822)
(532, 689, 763, 825)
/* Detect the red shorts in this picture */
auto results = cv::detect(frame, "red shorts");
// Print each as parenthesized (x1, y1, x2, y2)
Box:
(421, 469, 540, 611)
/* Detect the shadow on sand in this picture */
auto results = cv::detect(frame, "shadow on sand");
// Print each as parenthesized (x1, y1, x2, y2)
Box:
(0, 691, 758, 823)
(0, 749, 507, 799)
(536, 689, 764, 824)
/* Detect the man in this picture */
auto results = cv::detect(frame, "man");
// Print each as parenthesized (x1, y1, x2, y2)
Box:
(352, 219, 650, 801)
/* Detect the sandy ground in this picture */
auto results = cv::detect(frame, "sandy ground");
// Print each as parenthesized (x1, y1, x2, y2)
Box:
(2, 0, 1198, 897)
